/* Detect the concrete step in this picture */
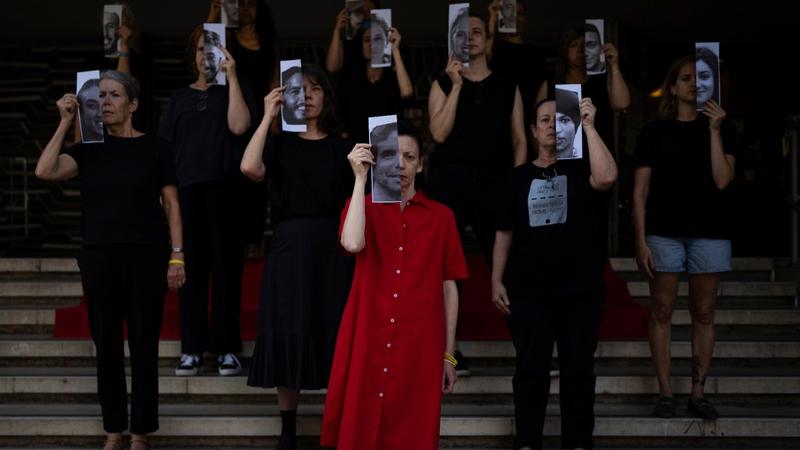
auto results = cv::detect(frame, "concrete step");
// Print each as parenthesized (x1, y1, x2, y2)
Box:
(0, 258, 78, 273)
(1, 308, 797, 331)
(0, 257, 776, 275)
(0, 403, 798, 438)
(0, 281, 82, 297)
(1, 280, 794, 299)
(6, 359, 799, 377)
(0, 309, 54, 326)
(1, 448, 795, 450)
(1, 372, 796, 396)
(633, 295, 798, 310)
(2, 339, 798, 360)
(626, 281, 796, 297)
(3, 325, 796, 343)
(610, 257, 775, 274)
(2, 308, 799, 329)
(459, 340, 800, 359)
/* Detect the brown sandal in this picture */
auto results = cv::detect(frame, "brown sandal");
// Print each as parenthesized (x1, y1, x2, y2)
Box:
(129, 436, 151, 450)
(102, 437, 123, 450)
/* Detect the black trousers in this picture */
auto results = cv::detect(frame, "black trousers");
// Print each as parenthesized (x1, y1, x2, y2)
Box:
(78, 244, 168, 434)
(178, 180, 244, 354)
(506, 292, 605, 450)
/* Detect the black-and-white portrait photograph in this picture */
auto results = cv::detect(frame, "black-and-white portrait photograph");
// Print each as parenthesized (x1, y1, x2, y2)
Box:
(76, 70, 103, 143)
(369, 115, 400, 203)
(696, 42, 721, 111)
(345, 0, 365, 41)
(555, 84, 583, 160)
(280, 59, 307, 133)
(202, 23, 227, 86)
(448, 3, 470, 67)
(498, 0, 516, 34)
(221, 0, 239, 28)
(585, 19, 606, 75)
(370, 9, 392, 68)
(103, 4, 122, 58)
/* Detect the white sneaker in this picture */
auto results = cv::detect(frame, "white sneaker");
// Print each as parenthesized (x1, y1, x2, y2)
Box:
(175, 353, 202, 376)
(217, 353, 242, 376)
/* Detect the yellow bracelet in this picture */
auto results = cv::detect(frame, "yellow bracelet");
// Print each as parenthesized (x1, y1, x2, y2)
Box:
(168, 259, 185, 266)
(444, 352, 458, 366)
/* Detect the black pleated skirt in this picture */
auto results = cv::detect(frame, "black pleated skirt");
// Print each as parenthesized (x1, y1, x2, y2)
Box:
(247, 217, 354, 389)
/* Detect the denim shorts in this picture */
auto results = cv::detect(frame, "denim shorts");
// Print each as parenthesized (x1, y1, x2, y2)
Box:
(645, 235, 732, 273)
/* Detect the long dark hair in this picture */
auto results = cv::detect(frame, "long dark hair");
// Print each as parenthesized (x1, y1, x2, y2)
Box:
(658, 55, 694, 119)
(554, 25, 585, 83)
(302, 64, 340, 134)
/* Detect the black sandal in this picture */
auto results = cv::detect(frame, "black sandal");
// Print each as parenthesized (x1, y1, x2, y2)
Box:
(653, 396, 676, 418)
(688, 396, 719, 420)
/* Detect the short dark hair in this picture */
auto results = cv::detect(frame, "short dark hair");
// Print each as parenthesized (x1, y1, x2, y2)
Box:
(370, 122, 397, 146)
(556, 88, 580, 125)
(469, 10, 488, 35)
(531, 97, 554, 125)
(397, 119, 421, 148)
(281, 65, 302, 86)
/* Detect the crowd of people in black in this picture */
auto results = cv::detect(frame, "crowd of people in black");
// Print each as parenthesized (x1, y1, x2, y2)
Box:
(34, 1, 736, 449)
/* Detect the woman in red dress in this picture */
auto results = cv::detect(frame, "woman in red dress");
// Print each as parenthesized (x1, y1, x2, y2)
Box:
(321, 122, 468, 450)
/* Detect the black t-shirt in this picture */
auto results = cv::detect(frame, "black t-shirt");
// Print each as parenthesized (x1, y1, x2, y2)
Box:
(432, 72, 517, 178)
(63, 134, 177, 247)
(497, 160, 606, 296)
(158, 84, 256, 188)
(490, 40, 546, 124)
(634, 116, 738, 239)
(263, 133, 354, 223)
(338, 60, 404, 143)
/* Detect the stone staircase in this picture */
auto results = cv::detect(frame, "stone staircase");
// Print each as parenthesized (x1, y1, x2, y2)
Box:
(0, 257, 798, 449)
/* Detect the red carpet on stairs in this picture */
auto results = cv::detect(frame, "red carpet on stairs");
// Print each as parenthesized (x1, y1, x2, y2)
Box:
(54, 255, 648, 341)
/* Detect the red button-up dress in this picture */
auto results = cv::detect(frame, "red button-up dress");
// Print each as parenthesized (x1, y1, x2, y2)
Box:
(321, 192, 468, 450)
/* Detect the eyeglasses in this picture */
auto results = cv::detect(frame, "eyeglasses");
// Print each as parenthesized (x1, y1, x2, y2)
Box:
(196, 90, 208, 111)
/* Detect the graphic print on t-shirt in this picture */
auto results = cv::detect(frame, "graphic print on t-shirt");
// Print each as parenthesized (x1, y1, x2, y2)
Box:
(528, 175, 567, 227)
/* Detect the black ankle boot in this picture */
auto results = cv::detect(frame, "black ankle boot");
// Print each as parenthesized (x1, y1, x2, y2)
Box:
(277, 409, 297, 450)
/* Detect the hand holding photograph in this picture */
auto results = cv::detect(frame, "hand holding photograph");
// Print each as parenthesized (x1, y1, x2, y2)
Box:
(369, 114, 401, 203)
(585, 19, 606, 75)
(280, 59, 307, 133)
(696, 42, 721, 111)
(203, 23, 227, 86)
(448, 3, 470, 67)
(76, 70, 104, 143)
(370, 9, 392, 68)
(103, 5, 123, 58)
(555, 84, 583, 160)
